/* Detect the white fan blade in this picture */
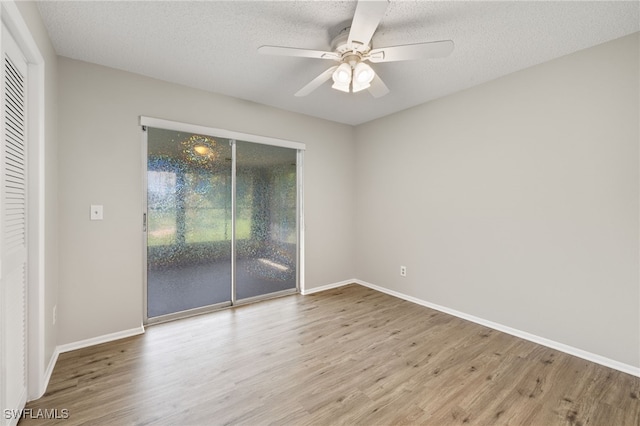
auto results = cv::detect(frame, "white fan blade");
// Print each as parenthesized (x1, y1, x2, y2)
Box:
(368, 40, 454, 63)
(347, 0, 389, 49)
(368, 74, 389, 98)
(295, 66, 339, 97)
(258, 45, 340, 61)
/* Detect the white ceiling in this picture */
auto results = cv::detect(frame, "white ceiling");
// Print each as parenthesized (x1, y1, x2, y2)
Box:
(37, 1, 639, 126)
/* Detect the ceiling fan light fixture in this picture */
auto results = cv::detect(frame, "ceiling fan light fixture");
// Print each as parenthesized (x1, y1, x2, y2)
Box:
(331, 80, 351, 93)
(352, 80, 371, 93)
(352, 62, 375, 92)
(332, 63, 352, 84)
(354, 62, 374, 84)
(258, 0, 455, 99)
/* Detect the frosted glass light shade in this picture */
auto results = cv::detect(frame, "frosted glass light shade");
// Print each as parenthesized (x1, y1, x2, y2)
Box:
(354, 62, 374, 84)
(332, 80, 351, 92)
(332, 63, 352, 84)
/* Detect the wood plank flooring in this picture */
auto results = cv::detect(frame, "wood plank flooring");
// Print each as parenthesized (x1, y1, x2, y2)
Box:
(21, 284, 640, 425)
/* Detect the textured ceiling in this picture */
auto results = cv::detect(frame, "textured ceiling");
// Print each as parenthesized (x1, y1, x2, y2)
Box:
(37, 1, 639, 125)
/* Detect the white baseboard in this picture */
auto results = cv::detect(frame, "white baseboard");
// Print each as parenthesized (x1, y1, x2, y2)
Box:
(39, 349, 59, 398)
(301, 279, 357, 295)
(57, 325, 145, 354)
(353, 279, 639, 378)
(34, 326, 145, 401)
(8, 388, 28, 426)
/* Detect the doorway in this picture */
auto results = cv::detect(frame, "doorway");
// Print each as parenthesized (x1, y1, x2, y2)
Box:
(142, 120, 303, 323)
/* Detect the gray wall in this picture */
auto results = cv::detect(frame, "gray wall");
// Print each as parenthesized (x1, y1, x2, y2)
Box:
(57, 58, 355, 345)
(355, 33, 639, 367)
(16, 0, 59, 380)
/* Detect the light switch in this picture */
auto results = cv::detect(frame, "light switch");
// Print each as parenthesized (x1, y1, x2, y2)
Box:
(90, 205, 104, 220)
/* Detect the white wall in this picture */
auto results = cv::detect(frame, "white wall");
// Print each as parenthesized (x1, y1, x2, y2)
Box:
(15, 0, 59, 388)
(355, 33, 639, 368)
(56, 58, 355, 345)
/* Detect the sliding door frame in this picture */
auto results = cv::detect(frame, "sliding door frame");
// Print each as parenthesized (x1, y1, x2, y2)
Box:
(140, 117, 305, 324)
(230, 139, 236, 305)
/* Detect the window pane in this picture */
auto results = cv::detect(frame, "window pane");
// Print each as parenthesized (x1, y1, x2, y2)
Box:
(185, 173, 231, 243)
(147, 170, 177, 246)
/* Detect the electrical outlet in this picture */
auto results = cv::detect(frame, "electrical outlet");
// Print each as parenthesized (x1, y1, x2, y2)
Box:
(400, 266, 407, 277)
(53, 305, 57, 325)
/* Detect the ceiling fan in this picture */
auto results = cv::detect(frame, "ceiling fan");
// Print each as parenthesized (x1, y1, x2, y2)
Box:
(258, 0, 454, 98)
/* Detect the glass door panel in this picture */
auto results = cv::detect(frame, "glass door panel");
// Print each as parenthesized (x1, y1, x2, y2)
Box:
(235, 141, 297, 300)
(147, 128, 232, 318)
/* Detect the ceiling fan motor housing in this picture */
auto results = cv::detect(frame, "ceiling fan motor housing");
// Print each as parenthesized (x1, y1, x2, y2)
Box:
(332, 26, 371, 60)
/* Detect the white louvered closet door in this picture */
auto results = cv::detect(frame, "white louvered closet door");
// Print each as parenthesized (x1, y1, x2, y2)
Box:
(0, 24, 28, 423)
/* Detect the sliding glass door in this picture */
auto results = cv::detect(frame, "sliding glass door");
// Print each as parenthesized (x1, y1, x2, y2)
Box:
(146, 129, 233, 318)
(144, 125, 301, 322)
(235, 141, 297, 300)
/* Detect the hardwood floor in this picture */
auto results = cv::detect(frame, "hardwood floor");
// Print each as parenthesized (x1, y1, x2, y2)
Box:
(21, 284, 640, 425)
